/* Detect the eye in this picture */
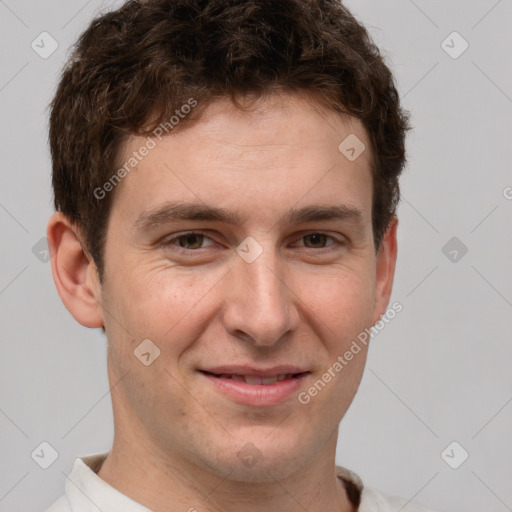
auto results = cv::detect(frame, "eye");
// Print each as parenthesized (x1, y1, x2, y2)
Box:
(301, 233, 331, 249)
(294, 233, 341, 250)
(164, 232, 216, 251)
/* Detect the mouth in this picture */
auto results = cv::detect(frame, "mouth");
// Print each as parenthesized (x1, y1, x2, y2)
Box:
(201, 371, 307, 385)
(198, 367, 310, 406)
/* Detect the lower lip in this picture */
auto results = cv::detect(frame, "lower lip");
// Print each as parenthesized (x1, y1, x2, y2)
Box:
(200, 372, 309, 406)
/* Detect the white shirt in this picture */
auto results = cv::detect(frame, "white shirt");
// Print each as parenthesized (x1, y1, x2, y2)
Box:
(44, 452, 436, 512)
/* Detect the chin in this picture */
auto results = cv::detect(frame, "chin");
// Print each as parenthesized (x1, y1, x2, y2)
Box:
(218, 453, 304, 483)
(205, 432, 315, 483)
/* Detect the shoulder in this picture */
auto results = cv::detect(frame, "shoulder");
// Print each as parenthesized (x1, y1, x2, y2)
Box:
(335, 465, 440, 512)
(360, 485, 439, 512)
(42, 494, 71, 512)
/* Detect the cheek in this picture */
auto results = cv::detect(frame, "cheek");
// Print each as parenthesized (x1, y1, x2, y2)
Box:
(300, 264, 377, 342)
(111, 263, 227, 348)
(297, 271, 373, 418)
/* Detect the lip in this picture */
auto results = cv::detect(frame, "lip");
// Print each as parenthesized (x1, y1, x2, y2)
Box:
(199, 365, 310, 407)
(201, 365, 309, 377)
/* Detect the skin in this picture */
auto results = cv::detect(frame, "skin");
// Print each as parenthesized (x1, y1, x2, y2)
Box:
(47, 92, 397, 512)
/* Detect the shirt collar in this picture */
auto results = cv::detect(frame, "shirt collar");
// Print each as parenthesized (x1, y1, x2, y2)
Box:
(64, 453, 150, 512)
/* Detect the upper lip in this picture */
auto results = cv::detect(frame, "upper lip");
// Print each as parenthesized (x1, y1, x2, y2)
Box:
(200, 365, 310, 377)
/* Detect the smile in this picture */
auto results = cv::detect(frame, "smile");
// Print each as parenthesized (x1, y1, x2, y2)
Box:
(206, 372, 301, 385)
(199, 368, 310, 406)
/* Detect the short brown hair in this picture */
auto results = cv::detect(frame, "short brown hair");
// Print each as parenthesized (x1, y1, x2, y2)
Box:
(50, 0, 410, 281)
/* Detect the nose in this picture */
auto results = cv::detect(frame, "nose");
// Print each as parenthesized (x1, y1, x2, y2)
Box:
(221, 240, 300, 348)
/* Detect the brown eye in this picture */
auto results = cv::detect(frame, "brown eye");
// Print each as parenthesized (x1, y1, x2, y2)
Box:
(176, 233, 205, 249)
(302, 233, 330, 248)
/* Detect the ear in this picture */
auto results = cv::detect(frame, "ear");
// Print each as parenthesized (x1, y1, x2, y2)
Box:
(371, 216, 398, 325)
(47, 212, 105, 328)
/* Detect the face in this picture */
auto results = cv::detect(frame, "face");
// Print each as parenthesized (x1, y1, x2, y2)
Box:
(95, 93, 396, 481)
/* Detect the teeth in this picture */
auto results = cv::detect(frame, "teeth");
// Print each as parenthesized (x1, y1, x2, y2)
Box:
(243, 375, 263, 385)
(213, 373, 297, 384)
(243, 374, 293, 385)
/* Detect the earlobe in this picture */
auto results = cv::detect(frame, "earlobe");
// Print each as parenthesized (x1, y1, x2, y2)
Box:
(372, 217, 398, 326)
(47, 212, 105, 328)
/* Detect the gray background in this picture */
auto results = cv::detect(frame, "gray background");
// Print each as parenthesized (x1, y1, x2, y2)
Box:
(1, 1, 511, 511)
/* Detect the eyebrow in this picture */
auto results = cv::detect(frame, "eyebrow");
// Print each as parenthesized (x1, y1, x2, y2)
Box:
(133, 201, 364, 232)
(284, 204, 363, 225)
(134, 202, 240, 231)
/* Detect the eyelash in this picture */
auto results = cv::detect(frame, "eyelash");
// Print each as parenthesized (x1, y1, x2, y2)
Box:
(162, 231, 345, 255)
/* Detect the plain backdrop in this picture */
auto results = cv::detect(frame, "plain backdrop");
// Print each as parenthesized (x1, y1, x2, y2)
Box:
(1, 1, 511, 511)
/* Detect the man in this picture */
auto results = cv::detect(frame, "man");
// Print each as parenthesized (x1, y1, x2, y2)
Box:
(45, 0, 434, 510)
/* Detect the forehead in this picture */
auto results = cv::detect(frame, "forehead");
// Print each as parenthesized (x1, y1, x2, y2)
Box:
(111, 93, 373, 228)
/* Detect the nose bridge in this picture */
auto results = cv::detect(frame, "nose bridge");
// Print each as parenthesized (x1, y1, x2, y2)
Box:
(224, 237, 298, 346)
(244, 251, 285, 311)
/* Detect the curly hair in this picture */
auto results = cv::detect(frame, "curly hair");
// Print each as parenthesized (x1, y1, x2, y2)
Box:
(50, 0, 410, 281)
